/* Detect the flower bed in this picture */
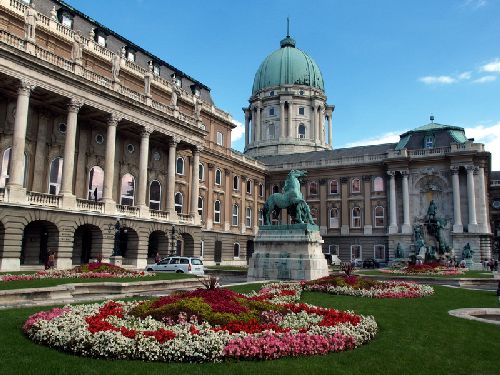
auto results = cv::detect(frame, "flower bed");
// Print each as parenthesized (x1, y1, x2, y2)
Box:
(302, 275, 434, 298)
(380, 264, 468, 276)
(0, 263, 152, 282)
(23, 285, 377, 362)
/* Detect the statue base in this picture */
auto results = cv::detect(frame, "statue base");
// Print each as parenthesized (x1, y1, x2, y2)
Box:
(247, 224, 329, 282)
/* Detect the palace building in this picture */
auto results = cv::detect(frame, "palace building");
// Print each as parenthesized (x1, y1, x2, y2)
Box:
(0, 0, 495, 271)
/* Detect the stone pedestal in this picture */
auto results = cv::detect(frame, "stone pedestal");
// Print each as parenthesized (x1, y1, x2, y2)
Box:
(109, 255, 123, 267)
(0, 258, 20, 271)
(247, 224, 329, 282)
(55, 258, 72, 270)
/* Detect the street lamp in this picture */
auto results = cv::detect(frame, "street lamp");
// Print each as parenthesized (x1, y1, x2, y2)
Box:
(112, 219, 121, 256)
(170, 225, 176, 256)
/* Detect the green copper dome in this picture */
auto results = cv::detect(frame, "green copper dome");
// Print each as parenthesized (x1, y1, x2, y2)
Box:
(252, 35, 325, 94)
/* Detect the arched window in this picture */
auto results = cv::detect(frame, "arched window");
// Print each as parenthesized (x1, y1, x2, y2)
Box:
(149, 180, 161, 210)
(329, 208, 340, 228)
(215, 169, 222, 185)
(176, 157, 184, 175)
(298, 123, 306, 138)
(374, 206, 385, 227)
(232, 204, 239, 226)
(49, 157, 64, 195)
(272, 185, 280, 194)
(87, 166, 104, 201)
(310, 208, 318, 224)
(351, 178, 361, 193)
(245, 207, 252, 227)
(351, 206, 361, 228)
(233, 243, 240, 258)
(0, 148, 11, 188)
(373, 177, 384, 192)
(174, 192, 183, 213)
(329, 179, 339, 194)
(259, 183, 264, 197)
(120, 173, 135, 205)
(214, 200, 221, 223)
(268, 123, 275, 139)
(233, 175, 239, 191)
(198, 196, 204, 217)
(199, 163, 204, 181)
(258, 208, 264, 226)
(246, 179, 252, 194)
(309, 181, 318, 196)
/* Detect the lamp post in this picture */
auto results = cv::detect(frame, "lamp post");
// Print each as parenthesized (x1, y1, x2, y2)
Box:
(170, 225, 176, 256)
(112, 219, 121, 256)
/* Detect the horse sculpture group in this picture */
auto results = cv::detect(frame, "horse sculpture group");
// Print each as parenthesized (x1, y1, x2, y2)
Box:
(262, 170, 315, 225)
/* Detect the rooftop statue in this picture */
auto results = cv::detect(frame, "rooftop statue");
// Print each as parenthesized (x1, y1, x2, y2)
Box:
(262, 170, 314, 225)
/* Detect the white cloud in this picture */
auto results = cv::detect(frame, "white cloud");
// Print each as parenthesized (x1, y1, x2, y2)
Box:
(230, 119, 245, 144)
(465, 122, 500, 169)
(458, 71, 472, 80)
(342, 131, 402, 148)
(473, 75, 497, 83)
(480, 59, 500, 73)
(419, 76, 456, 85)
(461, 0, 488, 9)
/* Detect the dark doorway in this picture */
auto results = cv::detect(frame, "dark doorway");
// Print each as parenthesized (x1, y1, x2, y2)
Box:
(21, 221, 58, 265)
(81, 227, 92, 264)
(246, 240, 254, 264)
(214, 240, 222, 264)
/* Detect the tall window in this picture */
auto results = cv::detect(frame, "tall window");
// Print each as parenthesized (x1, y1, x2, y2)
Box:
(268, 123, 275, 139)
(232, 204, 239, 226)
(298, 123, 306, 138)
(149, 180, 161, 210)
(214, 200, 221, 223)
(272, 185, 280, 194)
(310, 208, 318, 224)
(269, 107, 275, 116)
(49, 157, 63, 195)
(233, 175, 239, 191)
(87, 166, 104, 201)
(216, 131, 224, 146)
(328, 244, 339, 256)
(199, 163, 205, 181)
(374, 206, 385, 227)
(424, 135, 434, 149)
(373, 177, 384, 192)
(246, 207, 252, 227)
(258, 209, 264, 226)
(120, 173, 135, 205)
(351, 178, 361, 193)
(198, 196, 203, 217)
(329, 179, 339, 194)
(351, 245, 362, 261)
(233, 243, 240, 258)
(309, 181, 318, 196)
(58, 10, 73, 28)
(351, 206, 361, 228)
(374, 245, 385, 260)
(174, 192, 183, 213)
(329, 208, 340, 228)
(298, 107, 305, 115)
(259, 183, 264, 197)
(246, 179, 252, 194)
(176, 157, 184, 175)
(0, 148, 11, 188)
(215, 169, 222, 185)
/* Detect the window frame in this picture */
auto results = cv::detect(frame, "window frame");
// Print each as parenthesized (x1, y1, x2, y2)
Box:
(87, 166, 104, 201)
(329, 179, 339, 194)
(329, 208, 340, 229)
(374, 205, 385, 228)
(216, 131, 224, 146)
(48, 156, 64, 195)
(298, 123, 306, 139)
(149, 180, 162, 210)
(232, 204, 239, 226)
(351, 245, 362, 261)
(308, 181, 318, 196)
(198, 196, 203, 217)
(373, 176, 384, 192)
(214, 200, 221, 223)
(198, 163, 205, 182)
(246, 179, 252, 194)
(258, 209, 264, 226)
(120, 173, 135, 206)
(351, 206, 361, 228)
(174, 192, 183, 214)
(259, 183, 264, 197)
(215, 168, 222, 186)
(233, 175, 240, 191)
(245, 207, 252, 227)
(298, 107, 305, 115)
(233, 242, 240, 258)
(374, 244, 385, 260)
(351, 178, 361, 194)
(176, 157, 184, 175)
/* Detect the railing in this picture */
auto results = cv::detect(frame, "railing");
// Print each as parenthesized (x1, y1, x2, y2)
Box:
(0, 29, 25, 49)
(8, 0, 26, 13)
(491, 180, 500, 187)
(120, 85, 146, 103)
(82, 68, 112, 89)
(150, 209, 169, 220)
(177, 213, 193, 223)
(116, 204, 139, 216)
(125, 59, 148, 76)
(35, 45, 74, 72)
(0, 188, 4, 202)
(76, 199, 104, 213)
(27, 191, 60, 207)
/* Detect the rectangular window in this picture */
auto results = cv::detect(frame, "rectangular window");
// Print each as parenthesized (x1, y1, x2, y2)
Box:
(327, 244, 339, 256)
(269, 107, 275, 116)
(245, 207, 252, 227)
(258, 209, 264, 226)
(259, 183, 264, 197)
(96, 34, 106, 47)
(232, 205, 239, 226)
(351, 245, 362, 261)
(351, 178, 361, 193)
(329, 180, 339, 194)
(298, 107, 305, 115)
(126, 50, 135, 62)
(351, 207, 361, 228)
(374, 245, 385, 260)
(216, 131, 224, 146)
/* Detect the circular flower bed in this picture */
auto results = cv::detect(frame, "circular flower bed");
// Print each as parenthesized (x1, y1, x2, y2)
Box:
(302, 275, 434, 298)
(23, 285, 377, 362)
(0, 262, 152, 282)
(380, 264, 468, 276)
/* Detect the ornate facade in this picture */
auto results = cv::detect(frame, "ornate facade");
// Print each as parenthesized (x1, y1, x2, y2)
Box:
(0, 0, 494, 272)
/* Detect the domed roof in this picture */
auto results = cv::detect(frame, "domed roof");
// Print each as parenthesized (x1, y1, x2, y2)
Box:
(252, 35, 324, 94)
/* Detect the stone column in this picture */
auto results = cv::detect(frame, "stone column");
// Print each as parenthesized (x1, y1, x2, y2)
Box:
(401, 171, 411, 234)
(7, 80, 34, 202)
(32, 111, 49, 192)
(224, 168, 232, 230)
(206, 163, 214, 229)
(103, 114, 119, 212)
(388, 171, 398, 234)
(280, 101, 286, 138)
(477, 166, 489, 233)
(363, 175, 372, 235)
(287, 101, 293, 138)
(138, 128, 151, 212)
(450, 166, 463, 233)
(166, 138, 178, 217)
(318, 106, 324, 144)
(253, 179, 259, 235)
(240, 176, 247, 233)
(327, 111, 333, 146)
(319, 179, 328, 235)
(190, 146, 201, 224)
(466, 165, 477, 232)
(243, 108, 250, 148)
(254, 105, 261, 142)
(340, 177, 349, 235)
(310, 104, 316, 141)
(61, 99, 82, 207)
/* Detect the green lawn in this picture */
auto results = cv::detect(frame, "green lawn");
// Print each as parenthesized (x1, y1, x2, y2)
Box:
(0, 284, 498, 374)
(0, 272, 195, 290)
(356, 269, 494, 278)
(205, 265, 248, 272)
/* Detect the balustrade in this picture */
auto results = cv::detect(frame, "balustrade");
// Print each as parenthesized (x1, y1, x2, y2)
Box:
(76, 199, 104, 213)
(27, 191, 60, 207)
(116, 204, 140, 217)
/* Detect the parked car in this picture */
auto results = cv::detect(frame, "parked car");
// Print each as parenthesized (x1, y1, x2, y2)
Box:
(362, 258, 380, 269)
(145, 256, 205, 276)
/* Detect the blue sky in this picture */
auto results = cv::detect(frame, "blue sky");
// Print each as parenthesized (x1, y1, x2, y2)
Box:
(67, 0, 500, 168)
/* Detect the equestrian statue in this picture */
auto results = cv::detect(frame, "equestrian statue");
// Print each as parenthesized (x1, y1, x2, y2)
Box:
(262, 170, 315, 225)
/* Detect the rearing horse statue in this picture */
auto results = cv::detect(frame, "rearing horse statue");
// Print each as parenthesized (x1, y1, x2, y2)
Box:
(262, 170, 314, 225)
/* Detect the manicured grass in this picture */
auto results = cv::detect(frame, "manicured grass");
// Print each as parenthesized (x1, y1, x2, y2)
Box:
(356, 269, 494, 278)
(0, 272, 195, 290)
(206, 265, 248, 272)
(0, 285, 498, 374)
